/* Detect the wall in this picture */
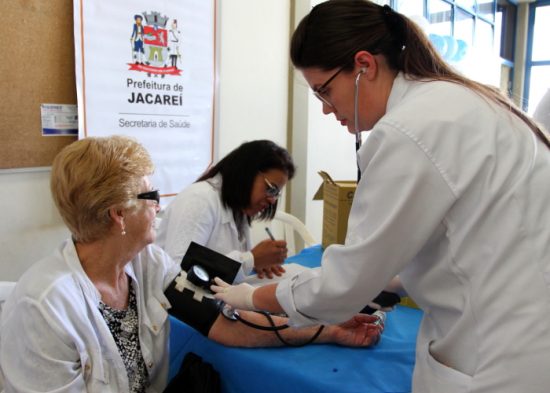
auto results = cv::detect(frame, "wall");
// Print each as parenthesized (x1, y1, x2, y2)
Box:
(0, 169, 70, 281)
(0, 0, 291, 281)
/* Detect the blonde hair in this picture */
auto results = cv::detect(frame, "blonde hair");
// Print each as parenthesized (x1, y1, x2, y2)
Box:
(50, 135, 154, 243)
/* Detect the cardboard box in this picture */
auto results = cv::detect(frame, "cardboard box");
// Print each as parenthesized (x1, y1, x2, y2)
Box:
(313, 171, 357, 248)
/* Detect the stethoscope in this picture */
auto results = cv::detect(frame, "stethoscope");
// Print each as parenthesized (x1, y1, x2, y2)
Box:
(187, 264, 324, 346)
(354, 69, 365, 182)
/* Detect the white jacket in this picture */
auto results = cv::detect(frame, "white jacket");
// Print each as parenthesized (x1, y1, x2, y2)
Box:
(277, 73, 550, 392)
(0, 240, 180, 393)
(156, 174, 254, 282)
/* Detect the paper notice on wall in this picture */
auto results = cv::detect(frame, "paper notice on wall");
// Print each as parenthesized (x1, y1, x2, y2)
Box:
(41, 104, 78, 136)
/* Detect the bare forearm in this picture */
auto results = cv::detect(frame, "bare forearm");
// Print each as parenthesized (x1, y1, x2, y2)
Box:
(252, 283, 284, 314)
(208, 311, 329, 347)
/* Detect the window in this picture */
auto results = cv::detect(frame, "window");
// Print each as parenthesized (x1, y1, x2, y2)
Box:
(394, 0, 424, 16)
(495, 0, 516, 62)
(495, 0, 517, 98)
(428, 0, 453, 36)
(478, 0, 496, 22)
(524, 1, 550, 113)
(455, 7, 475, 45)
(394, 1, 499, 84)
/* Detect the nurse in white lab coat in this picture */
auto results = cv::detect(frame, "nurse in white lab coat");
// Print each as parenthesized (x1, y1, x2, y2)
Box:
(157, 140, 296, 281)
(212, 2, 550, 392)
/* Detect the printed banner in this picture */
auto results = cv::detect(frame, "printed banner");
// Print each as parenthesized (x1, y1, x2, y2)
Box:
(73, 0, 216, 196)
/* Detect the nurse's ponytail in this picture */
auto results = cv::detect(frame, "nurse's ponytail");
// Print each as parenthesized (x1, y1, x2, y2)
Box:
(291, 0, 550, 149)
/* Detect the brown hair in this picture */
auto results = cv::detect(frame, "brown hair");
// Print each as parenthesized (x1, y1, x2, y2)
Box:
(291, 0, 550, 148)
(198, 140, 295, 233)
(50, 135, 154, 242)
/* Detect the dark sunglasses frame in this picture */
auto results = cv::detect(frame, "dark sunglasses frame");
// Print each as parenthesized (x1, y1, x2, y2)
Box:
(137, 190, 160, 204)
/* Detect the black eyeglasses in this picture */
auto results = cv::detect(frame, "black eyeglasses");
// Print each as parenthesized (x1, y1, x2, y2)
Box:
(263, 177, 282, 199)
(137, 190, 160, 205)
(312, 65, 347, 108)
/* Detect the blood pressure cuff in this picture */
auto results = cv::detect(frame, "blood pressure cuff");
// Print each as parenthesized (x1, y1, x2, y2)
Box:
(163, 242, 241, 336)
(165, 281, 223, 336)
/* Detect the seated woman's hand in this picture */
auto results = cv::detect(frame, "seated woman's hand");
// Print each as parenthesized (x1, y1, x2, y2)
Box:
(327, 314, 384, 347)
(252, 240, 288, 277)
(256, 264, 286, 279)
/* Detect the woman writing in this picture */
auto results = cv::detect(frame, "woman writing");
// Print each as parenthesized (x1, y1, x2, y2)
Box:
(0, 136, 381, 392)
(157, 140, 295, 281)
(213, 2, 550, 392)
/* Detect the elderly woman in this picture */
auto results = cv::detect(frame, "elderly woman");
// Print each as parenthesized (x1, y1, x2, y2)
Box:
(0, 136, 382, 393)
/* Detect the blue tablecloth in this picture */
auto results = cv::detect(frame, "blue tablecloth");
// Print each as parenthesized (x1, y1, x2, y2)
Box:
(169, 245, 422, 393)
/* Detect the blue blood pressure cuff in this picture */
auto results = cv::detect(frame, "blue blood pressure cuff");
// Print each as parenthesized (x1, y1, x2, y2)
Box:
(164, 242, 241, 336)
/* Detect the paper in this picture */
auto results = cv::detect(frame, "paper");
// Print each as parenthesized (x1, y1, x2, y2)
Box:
(41, 104, 78, 136)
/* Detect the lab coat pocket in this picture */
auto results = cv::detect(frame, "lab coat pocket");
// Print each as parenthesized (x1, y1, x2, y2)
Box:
(415, 344, 473, 393)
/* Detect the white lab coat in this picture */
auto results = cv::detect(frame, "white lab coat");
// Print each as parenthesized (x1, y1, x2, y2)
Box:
(277, 73, 550, 392)
(156, 174, 254, 282)
(0, 239, 180, 393)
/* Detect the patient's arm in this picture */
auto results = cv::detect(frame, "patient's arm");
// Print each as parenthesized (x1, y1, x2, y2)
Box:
(207, 311, 382, 348)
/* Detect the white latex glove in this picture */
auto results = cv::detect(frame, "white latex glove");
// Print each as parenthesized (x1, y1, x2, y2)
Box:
(210, 277, 256, 311)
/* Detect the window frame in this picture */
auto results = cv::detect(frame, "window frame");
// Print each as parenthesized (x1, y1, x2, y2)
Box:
(523, 0, 550, 112)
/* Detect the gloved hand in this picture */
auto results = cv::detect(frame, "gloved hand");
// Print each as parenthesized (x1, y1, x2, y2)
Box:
(210, 277, 256, 311)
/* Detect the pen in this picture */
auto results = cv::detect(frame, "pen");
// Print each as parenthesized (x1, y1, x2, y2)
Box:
(265, 227, 275, 240)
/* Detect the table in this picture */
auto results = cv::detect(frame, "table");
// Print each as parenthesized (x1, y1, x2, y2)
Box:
(169, 245, 422, 393)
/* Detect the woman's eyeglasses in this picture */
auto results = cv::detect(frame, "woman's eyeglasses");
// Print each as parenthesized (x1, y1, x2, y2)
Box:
(137, 190, 160, 205)
(263, 177, 282, 199)
(312, 65, 347, 108)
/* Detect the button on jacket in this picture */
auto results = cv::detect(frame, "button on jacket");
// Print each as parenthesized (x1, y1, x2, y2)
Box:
(277, 73, 550, 393)
(0, 240, 180, 393)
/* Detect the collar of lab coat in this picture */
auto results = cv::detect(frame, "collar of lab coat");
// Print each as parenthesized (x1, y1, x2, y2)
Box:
(60, 239, 139, 306)
(61, 239, 102, 304)
(385, 72, 408, 113)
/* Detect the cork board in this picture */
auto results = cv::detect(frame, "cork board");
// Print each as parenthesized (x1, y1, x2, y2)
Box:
(0, 0, 77, 169)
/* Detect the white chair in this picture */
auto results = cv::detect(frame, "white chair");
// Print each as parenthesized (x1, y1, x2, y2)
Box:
(0, 281, 16, 391)
(271, 211, 317, 256)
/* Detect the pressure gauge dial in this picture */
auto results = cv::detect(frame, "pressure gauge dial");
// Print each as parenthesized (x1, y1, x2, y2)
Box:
(187, 265, 210, 288)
